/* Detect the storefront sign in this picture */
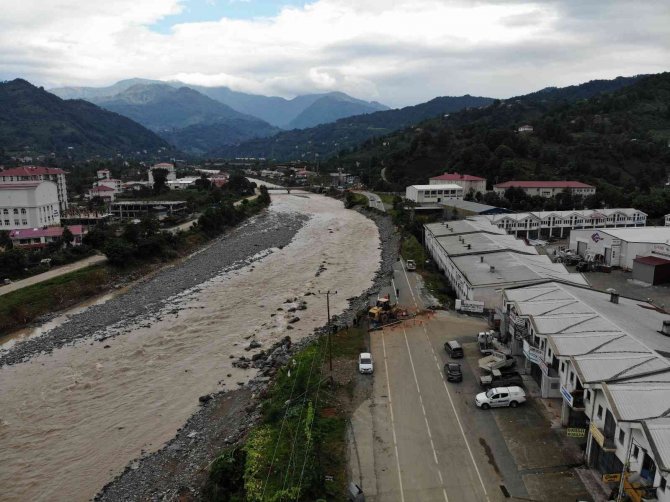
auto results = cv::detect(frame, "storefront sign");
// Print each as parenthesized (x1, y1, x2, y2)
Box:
(591, 232, 602, 243)
(652, 244, 670, 259)
(602, 473, 621, 483)
(458, 299, 485, 313)
(560, 385, 574, 407)
(523, 340, 543, 365)
(590, 422, 605, 448)
(567, 428, 586, 438)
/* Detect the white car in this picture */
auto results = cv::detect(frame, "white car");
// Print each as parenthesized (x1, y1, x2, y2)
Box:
(475, 386, 526, 409)
(405, 259, 416, 271)
(358, 353, 373, 374)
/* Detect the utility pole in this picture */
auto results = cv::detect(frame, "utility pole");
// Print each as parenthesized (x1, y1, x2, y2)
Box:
(318, 290, 337, 372)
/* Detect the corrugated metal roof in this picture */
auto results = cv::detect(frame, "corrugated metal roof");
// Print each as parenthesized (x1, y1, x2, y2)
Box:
(606, 384, 670, 421)
(643, 418, 670, 472)
(574, 354, 669, 383)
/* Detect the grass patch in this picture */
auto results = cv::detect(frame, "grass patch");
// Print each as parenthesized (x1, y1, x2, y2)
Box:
(376, 193, 396, 206)
(204, 328, 365, 501)
(400, 233, 427, 268)
(0, 265, 117, 335)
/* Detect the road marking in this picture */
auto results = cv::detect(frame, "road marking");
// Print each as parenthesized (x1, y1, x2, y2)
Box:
(399, 261, 418, 308)
(401, 324, 449, 502)
(421, 323, 491, 502)
(381, 330, 405, 502)
(391, 277, 399, 303)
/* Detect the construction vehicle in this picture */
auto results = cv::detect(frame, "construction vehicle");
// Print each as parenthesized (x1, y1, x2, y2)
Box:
(368, 295, 406, 329)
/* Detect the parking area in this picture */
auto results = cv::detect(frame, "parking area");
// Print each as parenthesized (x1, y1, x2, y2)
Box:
(348, 261, 593, 501)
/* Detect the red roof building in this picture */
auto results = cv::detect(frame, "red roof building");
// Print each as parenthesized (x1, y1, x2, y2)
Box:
(493, 180, 596, 198)
(88, 185, 116, 202)
(9, 225, 87, 249)
(0, 166, 69, 211)
(429, 172, 486, 195)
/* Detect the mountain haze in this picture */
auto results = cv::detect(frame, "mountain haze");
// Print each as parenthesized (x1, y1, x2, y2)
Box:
(50, 80, 389, 129)
(0, 79, 169, 157)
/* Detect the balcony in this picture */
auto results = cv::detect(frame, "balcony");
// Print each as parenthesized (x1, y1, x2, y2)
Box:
(589, 423, 617, 452)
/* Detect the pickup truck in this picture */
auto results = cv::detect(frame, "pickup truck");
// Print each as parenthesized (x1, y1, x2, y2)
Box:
(480, 370, 524, 388)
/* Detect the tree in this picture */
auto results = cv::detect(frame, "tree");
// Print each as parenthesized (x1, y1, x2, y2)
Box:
(152, 168, 169, 195)
(61, 227, 74, 247)
(103, 238, 136, 266)
(0, 230, 12, 250)
(195, 174, 212, 191)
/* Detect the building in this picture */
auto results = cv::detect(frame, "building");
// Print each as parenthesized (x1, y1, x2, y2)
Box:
(330, 171, 355, 187)
(0, 166, 68, 211)
(97, 179, 122, 193)
(517, 125, 534, 133)
(97, 169, 111, 180)
(429, 172, 487, 195)
(61, 210, 112, 229)
(122, 181, 152, 192)
(493, 181, 595, 198)
(479, 208, 647, 238)
(665, 214, 670, 227)
(0, 181, 60, 230)
(166, 177, 198, 190)
(9, 225, 87, 249)
(424, 219, 587, 308)
(439, 199, 510, 217)
(87, 185, 116, 203)
(569, 226, 670, 270)
(148, 163, 177, 185)
(406, 184, 464, 205)
(110, 200, 188, 220)
(501, 282, 670, 500)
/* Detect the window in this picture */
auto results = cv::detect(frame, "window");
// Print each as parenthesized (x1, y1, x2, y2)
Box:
(13, 208, 18, 214)
(633, 445, 639, 458)
(21, 219, 27, 225)
(2, 209, 7, 214)
(3, 220, 8, 226)
(660, 477, 667, 491)
(561, 362, 565, 373)
(14, 219, 19, 226)
(20, 208, 26, 214)
(597, 405, 603, 419)
(570, 372, 575, 384)
(585, 390, 590, 401)
(619, 429, 625, 444)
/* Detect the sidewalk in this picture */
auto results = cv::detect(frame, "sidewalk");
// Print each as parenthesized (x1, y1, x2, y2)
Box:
(0, 254, 107, 297)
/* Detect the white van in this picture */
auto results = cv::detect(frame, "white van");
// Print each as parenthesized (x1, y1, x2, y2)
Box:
(475, 386, 526, 409)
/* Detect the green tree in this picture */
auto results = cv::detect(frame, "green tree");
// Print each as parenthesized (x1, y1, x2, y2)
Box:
(61, 227, 74, 247)
(152, 168, 169, 195)
(0, 230, 12, 250)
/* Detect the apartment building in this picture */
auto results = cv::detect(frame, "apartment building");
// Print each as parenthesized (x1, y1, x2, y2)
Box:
(429, 172, 487, 195)
(406, 184, 464, 205)
(0, 166, 68, 212)
(0, 181, 60, 230)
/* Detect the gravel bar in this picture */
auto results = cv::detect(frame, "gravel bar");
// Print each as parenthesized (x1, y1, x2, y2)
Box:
(0, 210, 308, 368)
(95, 206, 400, 501)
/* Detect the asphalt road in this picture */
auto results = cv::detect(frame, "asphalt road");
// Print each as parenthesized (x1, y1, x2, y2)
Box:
(358, 191, 386, 213)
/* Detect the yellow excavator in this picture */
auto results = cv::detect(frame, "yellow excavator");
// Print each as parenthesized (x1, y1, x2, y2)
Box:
(368, 295, 406, 328)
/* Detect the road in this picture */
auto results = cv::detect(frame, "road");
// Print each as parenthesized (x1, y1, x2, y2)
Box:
(357, 191, 386, 212)
(350, 260, 592, 501)
(0, 254, 107, 297)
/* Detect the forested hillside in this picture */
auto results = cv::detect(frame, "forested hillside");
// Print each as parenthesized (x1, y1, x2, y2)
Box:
(332, 73, 670, 217)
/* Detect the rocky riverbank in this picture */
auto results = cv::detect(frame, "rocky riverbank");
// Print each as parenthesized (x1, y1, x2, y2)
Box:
(0, 210, 307, 367)
(95, 207, 400, 501)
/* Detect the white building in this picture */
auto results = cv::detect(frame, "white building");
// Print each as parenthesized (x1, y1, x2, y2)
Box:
(148, 163, 177, 185)
(493, 181, 596, 198)
(502, 282, 670, 500)
(429, 172, 487, 195)
(479, 208, 647, 238)
(0, 166, 68, 212)
(97, 169, 111, 180)
(10, 225, 87, 249)
(87, 185, 116, 202)
(569, 226, 670, 269)
(167, 177, 198, 190)
(424, 219, 587, 308)
(406, 184, 464, 205)
(97, 179, 122, 193)
(0, 181, 60, 230)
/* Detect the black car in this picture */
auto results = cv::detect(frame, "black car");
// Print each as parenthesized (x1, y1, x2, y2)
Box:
(444, 363, 463, 382)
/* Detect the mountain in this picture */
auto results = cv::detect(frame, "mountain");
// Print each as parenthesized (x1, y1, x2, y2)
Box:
(0, 79, 170, 157)
(214, 94, 495, 160)
(331, 73, 670, 216)
(51, 80, 389, 128)
(286, 93, 388, 129)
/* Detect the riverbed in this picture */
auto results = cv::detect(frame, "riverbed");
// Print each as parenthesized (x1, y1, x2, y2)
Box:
(0, 193, 381, 502)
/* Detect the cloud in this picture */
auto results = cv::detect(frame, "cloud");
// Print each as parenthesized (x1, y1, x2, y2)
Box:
(0, 0, 668, 106)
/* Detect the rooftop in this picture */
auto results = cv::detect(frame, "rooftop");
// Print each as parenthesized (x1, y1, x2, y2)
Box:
(90, 185, 115, 192)
(430, 172, 485, 182)
(587, 226, 670, 243)
(0, 182, 42, 189)
(0, 166, 66, 176)
(494, 180, 594, 189)
(409, 184, 464, 190)
(10, 225, 86, 239)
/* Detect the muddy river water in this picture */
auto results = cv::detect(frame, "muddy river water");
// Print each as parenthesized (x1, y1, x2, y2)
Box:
(0, 193, 381, 501)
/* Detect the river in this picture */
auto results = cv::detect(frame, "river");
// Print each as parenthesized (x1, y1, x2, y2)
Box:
(0, 193, 381, 501)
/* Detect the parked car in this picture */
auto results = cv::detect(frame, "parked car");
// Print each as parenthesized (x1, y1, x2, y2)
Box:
(475, 386, 526, 409)
(444, 340, 464, 358)
(444, 363, 463, 382)
(405, 259, 416, 271)
(358, 353, 374, 374)
(479, 371, 523, 388)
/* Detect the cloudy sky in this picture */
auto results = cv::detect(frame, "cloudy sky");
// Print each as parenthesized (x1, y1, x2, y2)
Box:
(1, 0, 668, 107)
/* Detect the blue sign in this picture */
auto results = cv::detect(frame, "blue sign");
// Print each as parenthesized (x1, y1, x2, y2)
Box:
(560, 385, 574, 406)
